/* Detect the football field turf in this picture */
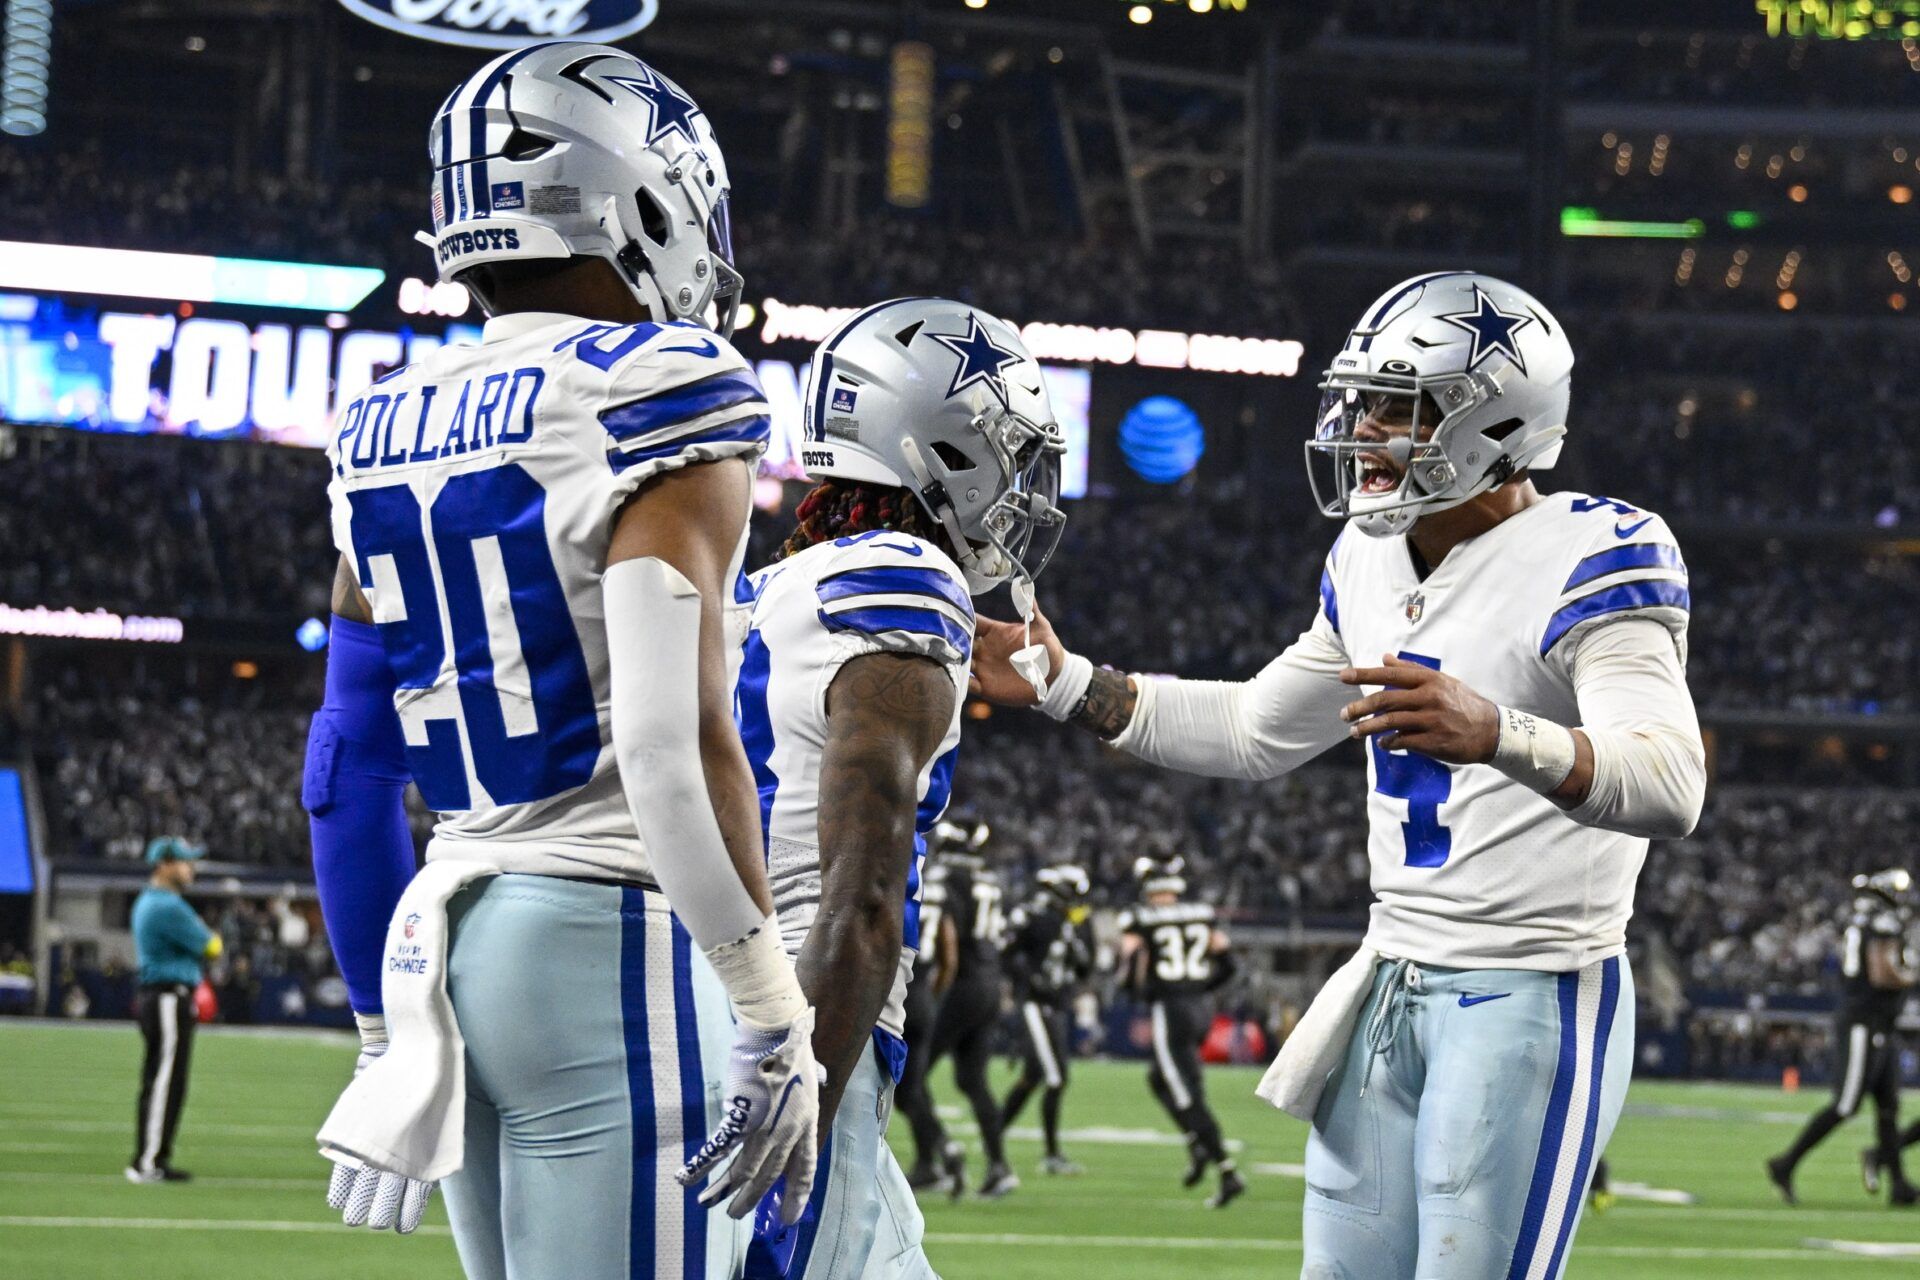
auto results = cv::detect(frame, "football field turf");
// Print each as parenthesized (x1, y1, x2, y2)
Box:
(3, 1021, 1917, 1278)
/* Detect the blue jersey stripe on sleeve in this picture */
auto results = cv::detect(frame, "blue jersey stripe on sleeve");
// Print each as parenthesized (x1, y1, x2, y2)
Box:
(816, 565, 974, 616)
(1319, 563, 1340, 634)
(818, 604, 972, 658)
(600, 370, 767, 443)
(609, 414, 771, 473)
(1540, 578, 1691, 655)
(1563, 542, 1686, 592)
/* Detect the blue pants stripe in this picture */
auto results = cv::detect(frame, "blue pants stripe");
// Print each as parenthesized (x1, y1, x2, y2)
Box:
(1505, 971, 1580, 1280)
(1541, 957, 1621, 1280)
(787, 1128, 835, 1277)
(621, 887, 657, 1279)
(672, 918, 708, 1280)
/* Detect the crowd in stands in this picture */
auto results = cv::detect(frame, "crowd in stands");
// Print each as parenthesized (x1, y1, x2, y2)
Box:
(4, 420, 1910, 720)
(0, 431, 333, 621)
(29, 657, 323, 867)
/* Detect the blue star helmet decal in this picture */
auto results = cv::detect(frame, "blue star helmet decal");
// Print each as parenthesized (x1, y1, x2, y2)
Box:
(605, 63, 706, 149)
(928, 313, 1024, 409)
(1438, 285, 1536, 376)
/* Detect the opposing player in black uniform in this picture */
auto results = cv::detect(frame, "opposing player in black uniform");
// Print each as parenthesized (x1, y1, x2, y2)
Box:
(917, 820, 1017, 1198)
(1117, 855, 1245, 1209)
(1768, 868, 1917, 1206)
(1000, 864, 1095, 1175)
(900, 841, 960, 1191)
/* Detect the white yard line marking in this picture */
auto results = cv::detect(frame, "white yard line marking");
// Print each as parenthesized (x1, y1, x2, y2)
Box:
(921, 1233, 1910, 1262)
(0, 1171, 322, 1190)
(0, 1217, 1906, 1263)
(1805, 1241, 1920, 1259)
(0, 1216, 452, 1236)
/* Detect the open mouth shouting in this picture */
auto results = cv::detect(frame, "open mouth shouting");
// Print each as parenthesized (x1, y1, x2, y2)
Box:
(1356, 449, 1402, 496)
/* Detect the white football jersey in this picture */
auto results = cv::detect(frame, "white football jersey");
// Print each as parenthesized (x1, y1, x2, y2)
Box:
(325, 310, 770, 881)
(734, 530, 970, 1046)
(1322, 491, 1690, 971)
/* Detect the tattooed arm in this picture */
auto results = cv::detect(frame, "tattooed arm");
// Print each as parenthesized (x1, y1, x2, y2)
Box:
(971, 606, 1350, 781)
(807, 652, 956, 1122)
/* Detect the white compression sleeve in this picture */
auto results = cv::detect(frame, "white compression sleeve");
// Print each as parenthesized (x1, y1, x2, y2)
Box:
(1110, 615, 1351, 782)
(604, 557, 804, 1028)
(1560, 618, 1706, 840)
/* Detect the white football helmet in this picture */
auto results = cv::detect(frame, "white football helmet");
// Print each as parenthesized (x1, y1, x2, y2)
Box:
(425, 42, 742, 333)
(1307, 272, 1573, 538)
(801, 298, 1067, 595)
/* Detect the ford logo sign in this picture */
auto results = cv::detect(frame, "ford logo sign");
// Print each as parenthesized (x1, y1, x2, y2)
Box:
(338, 0, 660, 50)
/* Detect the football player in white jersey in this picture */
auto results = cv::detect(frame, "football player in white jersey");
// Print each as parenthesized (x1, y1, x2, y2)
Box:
(304, 44, 822, 1278)
(971, 272, 1706, 1280)
(732, 298, 1065, 1277)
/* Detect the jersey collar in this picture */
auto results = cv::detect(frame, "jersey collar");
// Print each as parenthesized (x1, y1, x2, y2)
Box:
(481, 311, 585, 344)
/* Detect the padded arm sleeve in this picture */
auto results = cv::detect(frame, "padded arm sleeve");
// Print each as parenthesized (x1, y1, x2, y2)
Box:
(1110, 613, 1351, 781)
(1561, 618, 1706, 840)
(604, 557, 768, 948)
(305, 616, 417, 1016)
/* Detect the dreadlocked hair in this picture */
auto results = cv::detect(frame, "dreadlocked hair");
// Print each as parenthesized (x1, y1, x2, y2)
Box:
(773, 480, 942, 562)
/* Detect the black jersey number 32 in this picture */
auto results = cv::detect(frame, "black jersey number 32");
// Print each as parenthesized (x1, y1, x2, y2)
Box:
(1153, 922, 1212, 983)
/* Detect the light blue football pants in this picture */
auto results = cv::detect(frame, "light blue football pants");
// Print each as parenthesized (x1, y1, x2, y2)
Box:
(761, 1042, 938, 1280)
(439, 874, 748, 1280)
(1301, 954, 1633, 1280)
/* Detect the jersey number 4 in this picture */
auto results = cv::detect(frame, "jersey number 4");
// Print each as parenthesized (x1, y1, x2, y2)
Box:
(1369, 651, 1454, 868)
(347, 464, 600, 811)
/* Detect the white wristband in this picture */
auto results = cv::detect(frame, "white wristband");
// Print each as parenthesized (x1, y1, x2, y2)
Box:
(1036, 652, 1094, 722)
(1489, 704, 1578, 795)
(352, 1011, 388, 1049)
(704, 915, 808, 1031)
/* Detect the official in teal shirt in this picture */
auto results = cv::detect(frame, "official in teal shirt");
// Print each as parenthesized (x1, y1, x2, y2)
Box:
(128, 837, 222, 1183)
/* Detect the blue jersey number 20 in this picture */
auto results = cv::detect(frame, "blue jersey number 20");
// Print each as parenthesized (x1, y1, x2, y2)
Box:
(347, 464, 600, 811)
(1368, 651, 1453, 868)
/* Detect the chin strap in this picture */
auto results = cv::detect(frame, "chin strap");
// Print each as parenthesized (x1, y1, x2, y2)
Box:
(898, 435, 1052, 700)
(1007, 575, 1052, 701)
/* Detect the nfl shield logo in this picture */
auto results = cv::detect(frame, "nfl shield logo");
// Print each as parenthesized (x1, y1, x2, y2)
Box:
(831, 387, 858, 413)
(490, 181, 525, 211)
(403, 913, 421, 940)
(1404, 591, 1425, 624)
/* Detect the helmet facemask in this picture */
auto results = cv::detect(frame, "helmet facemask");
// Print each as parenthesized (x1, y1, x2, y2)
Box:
(901, 403, 1066, 597)
(1307, 365, 1559, 538)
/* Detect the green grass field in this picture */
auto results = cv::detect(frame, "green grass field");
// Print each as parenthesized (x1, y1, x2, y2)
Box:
(2, 1021, 1917, 1278)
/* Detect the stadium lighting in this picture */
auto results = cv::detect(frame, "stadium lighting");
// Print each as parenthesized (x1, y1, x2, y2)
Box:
(1129, 4, 1152, 23)
(0, 240, 385, 311)
(964, 0, 986, 8)
(1, 0, 52, 137)
(1726, 210, 1762, 229)
(1559, 207, 1704, 240)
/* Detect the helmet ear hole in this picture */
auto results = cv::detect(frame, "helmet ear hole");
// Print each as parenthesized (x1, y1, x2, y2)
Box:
(931, 441, 977, 472)
(501, 129, 554, 161)
(633, 187, 671, 246)
(1482, 417, 1524, 442)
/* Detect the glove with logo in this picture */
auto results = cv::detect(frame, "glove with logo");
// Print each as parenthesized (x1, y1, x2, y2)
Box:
(678, 1007, 825, 1223)
(324, 1014, 436, 1234)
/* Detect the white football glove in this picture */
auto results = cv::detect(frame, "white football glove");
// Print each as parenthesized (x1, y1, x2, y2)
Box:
(678, 1007, 825, 1223)
(324, 1015, 435, 1235)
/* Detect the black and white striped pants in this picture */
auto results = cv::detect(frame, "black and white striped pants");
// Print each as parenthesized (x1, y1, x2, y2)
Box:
(131, 983, 196, 1174)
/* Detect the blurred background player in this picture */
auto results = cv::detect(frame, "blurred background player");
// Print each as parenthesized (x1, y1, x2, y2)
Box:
(898, 841, 959, 1192)
(999, 863, 1094, 1176)
(126, 836, 222, 1185)
(917, 820, 1017, 1198)
(734, 295, 1066, 1275)
(899, 859, 959, 1191)
(1115, 856, 1243, 1208)
(307, 42, 823, 1268)
(1768, 867, 1917, 1207)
